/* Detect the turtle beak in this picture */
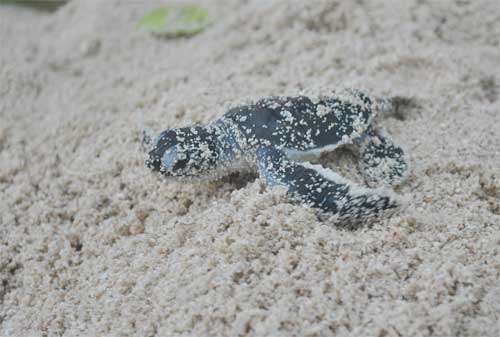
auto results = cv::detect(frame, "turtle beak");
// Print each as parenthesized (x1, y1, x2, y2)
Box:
(145, 154, 162, 172)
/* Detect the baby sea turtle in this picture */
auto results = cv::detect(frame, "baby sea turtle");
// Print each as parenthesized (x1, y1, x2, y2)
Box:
(143, 90, 409, 224)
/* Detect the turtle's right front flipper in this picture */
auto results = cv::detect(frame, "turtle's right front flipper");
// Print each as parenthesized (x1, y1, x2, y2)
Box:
(256, 147, 401, 225)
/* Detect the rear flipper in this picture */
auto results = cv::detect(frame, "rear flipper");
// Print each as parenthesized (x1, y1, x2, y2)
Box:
(256, 147, 401, 225)
(354, 127, 409, 187)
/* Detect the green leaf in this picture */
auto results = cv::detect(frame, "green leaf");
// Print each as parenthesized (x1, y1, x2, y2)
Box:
(137, 4, 210, 37)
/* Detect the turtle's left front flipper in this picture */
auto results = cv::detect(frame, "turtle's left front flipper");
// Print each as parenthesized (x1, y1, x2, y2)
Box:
(256, 147, 401, 225)
(354, 127, 409, 187)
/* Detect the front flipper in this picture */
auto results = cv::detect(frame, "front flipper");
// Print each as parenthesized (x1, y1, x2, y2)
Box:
(256, 147, 401, 225)
(354, 127, 409, 187)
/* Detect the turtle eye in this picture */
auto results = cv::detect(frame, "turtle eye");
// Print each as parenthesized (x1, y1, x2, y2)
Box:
(145, 129, 179, 173)
(161, 146, 178, 171)
(160, 146, 193, 174)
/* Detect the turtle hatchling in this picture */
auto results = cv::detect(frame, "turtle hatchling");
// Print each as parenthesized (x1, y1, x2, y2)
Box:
(143, 90, 409, 224)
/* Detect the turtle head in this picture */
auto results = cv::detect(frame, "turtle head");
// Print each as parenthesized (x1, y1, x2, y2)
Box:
(145, 126, 218, 177)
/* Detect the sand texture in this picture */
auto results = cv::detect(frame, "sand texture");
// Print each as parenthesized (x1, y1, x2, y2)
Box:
(1, 1, 499, 336)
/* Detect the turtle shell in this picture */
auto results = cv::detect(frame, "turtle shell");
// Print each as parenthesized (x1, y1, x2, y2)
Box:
(224, 92, 375, 154)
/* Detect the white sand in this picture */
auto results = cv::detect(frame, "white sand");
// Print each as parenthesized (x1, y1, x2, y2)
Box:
(1, 1, 499, 336)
